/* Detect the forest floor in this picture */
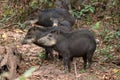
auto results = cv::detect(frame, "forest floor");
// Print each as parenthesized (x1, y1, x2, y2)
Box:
(0, 27, 120, 80)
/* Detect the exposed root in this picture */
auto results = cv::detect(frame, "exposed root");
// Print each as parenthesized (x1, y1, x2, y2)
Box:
(0, 44, 22, 80)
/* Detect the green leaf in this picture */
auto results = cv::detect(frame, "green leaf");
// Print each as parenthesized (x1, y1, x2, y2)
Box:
(38, 51, 46, 59)
(90, 7, 95, 13)
(80, 69, 86, 73)
(19, 76, 26, 80)
(94, 21, 100, 29)
(23, 66, 38, 77)
(15, 66, 38, 80)
(30, 1, 38, 8)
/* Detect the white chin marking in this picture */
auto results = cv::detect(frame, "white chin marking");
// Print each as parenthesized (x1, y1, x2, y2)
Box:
(44, 41, 56, 46)
(38, 38, 56, 46)
(26, 38, 35, 43)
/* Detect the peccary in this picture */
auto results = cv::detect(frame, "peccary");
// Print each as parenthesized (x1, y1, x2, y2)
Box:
(22, 25, 72, 60)
(37, 28, 96, 72)
(24, 8, 75, 27)
(22, 26, 54, 60)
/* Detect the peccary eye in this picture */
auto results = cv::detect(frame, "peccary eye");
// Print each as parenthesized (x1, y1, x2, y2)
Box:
(48, 34, 52, 37)
(27, 36, 31, 39)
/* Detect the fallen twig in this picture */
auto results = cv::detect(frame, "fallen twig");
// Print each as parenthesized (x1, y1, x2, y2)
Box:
(74, 59, 78, 80)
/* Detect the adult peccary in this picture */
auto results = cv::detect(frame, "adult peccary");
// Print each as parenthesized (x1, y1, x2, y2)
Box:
(23, 8, 75, 60)
(24, 8, 75, 27)
(21, 24, 72, 60)
(22, 26, 54, 60)
(37, 28, 97, 72)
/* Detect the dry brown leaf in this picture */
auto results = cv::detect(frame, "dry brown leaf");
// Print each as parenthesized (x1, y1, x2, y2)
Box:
(113, 68, 119, 74)
(2, 33, 7, 39)
(13, 29, 23, 33)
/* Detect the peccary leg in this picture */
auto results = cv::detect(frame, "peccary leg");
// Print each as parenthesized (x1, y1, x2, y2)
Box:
(45, 48, 49, 60)
(63, 57, 68, 73)
(63, 56, 71, 73)
(45, 48, 54, 60)
(49, 48, 54, 61)
(68, 58, 71, 72)
(82, 55, 87, 69)
(58, 54, 63, 60)
(87, 53, 93, 68)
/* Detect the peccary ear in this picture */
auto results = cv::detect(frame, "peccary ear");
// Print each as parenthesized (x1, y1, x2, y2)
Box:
(59, 17, 64, 21)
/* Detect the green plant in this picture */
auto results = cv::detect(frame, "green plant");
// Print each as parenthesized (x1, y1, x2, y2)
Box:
(70, 5, 95, 18)
(90, 21, 100, 33)
(15, 66, 38, 80)
(111, 0, 116, 5)
(100, 45, 114, 62)
(100, 30, 120, 44)
(38, 50, 46, 59)
(93, 21, 101, 29)
(0, 4, 15, 23)
(117, 71, 120, 77)
(114, 31, 120, 39)
(101, 46, 110, 55)
(0, 1, 26, 27)
(16, 22, 26, 29)
(30, 0, 38, 8)
(39, 0, 53, 8)
(80, 69, 86, 73)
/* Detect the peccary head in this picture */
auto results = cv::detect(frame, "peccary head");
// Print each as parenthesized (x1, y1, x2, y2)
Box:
(22, 26, 45, 44)
(37, 32, 57, 46)
(37, 28, 70, 47)
(22, 26, 58, 45)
